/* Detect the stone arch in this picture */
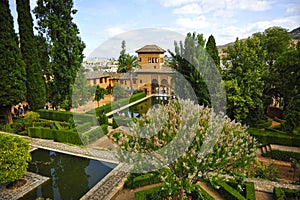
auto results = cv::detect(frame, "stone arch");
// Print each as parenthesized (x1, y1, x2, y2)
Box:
(151, 79, 159, 94)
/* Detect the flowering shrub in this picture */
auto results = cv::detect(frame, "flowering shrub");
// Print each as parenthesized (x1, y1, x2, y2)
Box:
(110, 99, 256, 198)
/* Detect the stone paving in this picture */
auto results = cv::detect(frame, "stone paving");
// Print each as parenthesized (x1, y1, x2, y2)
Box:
(81, 164, 131, 200)
(0, 172, 49, 200)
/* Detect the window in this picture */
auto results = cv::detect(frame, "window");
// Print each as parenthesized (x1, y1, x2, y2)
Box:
(152, 58, 154, 63)
(160, 58, 164, 63)
(120, 80, 124, 84)
(125, 80, 127, 85)
(93, 79, 96, 85)
(100, 78, 103, 83)
(139, 57, 142, 62)
(155, 58, 158, 63)
(140, 80, 142, 84)
(133, 79, 136, 84)
(148, 58, 151, 63)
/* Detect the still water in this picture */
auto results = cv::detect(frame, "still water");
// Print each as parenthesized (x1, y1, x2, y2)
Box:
(21, 149, 117, 200)
(117, 96, 170, 118)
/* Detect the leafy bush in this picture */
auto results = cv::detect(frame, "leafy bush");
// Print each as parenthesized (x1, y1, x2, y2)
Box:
(0, 134, 31, 183)
(253, 162, 279, 181)
(98, 114, 108, 125)
(262, 150, 300, 162)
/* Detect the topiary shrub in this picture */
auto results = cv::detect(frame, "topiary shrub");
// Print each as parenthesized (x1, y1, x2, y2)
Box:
(0, 134, 31, 184)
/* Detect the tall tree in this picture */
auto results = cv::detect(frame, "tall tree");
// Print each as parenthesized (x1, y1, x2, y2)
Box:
(169, 32, 224, 109)
(273, 42, 300, 131)
(0, 0, 26, 124)
(222, 37, 266, 126)
(16, 0, 46, 110)
(253, 27, 292, 113)
(36, 35, 51, 100)
(72, 66, 95, 108)
(117, 40, 127, 73)
(205, 35, 220, 69)
(124, 54, 138, 94)
(34, 0, 85, 110)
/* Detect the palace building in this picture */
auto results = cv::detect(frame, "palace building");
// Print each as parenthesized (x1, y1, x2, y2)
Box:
(86, 44, 175, 95)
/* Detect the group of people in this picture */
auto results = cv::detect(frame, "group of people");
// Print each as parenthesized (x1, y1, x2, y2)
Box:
(13, 103, 28, 117)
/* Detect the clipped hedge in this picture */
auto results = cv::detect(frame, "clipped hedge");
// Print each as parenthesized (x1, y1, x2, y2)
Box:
(245, 182, 256, 200)
(75, 122, 92, 133)
(273, 187, 300, 200)
(112, 116, 132, 128)
(134, 186, 168, 200)
(134, 185, 215, 200)
(262, 149, 300, 162)
(28, 127, 83, 145)
(124, 172, 161, 189)
(36, 109, 72, 121)
(248, 128, 300, 146)
(80, 124, 108, 144)
(257, 120, 272, 129)
(217, 180, 246, 200)
(37, 109, 97, 125)
(89, 92, 146, 116)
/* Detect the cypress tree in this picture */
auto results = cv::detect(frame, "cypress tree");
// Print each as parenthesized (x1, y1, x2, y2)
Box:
(17, 0, 46, 110)
(34, 0, 85, 110)
(206, 35, 220, 68)
(0, 0, 26, 124)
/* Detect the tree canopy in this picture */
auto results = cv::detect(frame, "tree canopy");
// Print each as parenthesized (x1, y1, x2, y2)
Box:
(113, 99, 256, 198)
(34, 0, 85, 110)
(0, 0, 27, 124)
(222, 36, 266, 126)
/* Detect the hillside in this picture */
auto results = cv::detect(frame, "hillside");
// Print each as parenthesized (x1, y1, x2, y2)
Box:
(217, 26, 300, 50)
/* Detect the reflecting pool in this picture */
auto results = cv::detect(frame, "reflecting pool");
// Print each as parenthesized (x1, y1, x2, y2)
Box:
(21, 149, 117, 200)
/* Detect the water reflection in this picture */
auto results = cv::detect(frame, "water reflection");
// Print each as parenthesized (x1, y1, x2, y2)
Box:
(21, 149, 116, 200)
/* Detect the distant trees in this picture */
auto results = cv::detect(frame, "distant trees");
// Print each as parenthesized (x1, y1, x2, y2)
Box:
(124, 54, 138, 94)
(16, 0, 46, 110)
(206, 35, 220, 69)
(0, 0, 27, 124)
(34, 0, 85, 110)
(112, 83, 127, 100)
(0, 134, 31, 184)
(72, 66, 95, 108)
(117, 40, 128, 73)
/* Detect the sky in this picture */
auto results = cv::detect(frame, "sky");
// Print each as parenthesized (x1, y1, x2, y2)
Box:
(8, 0, 300, 59)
